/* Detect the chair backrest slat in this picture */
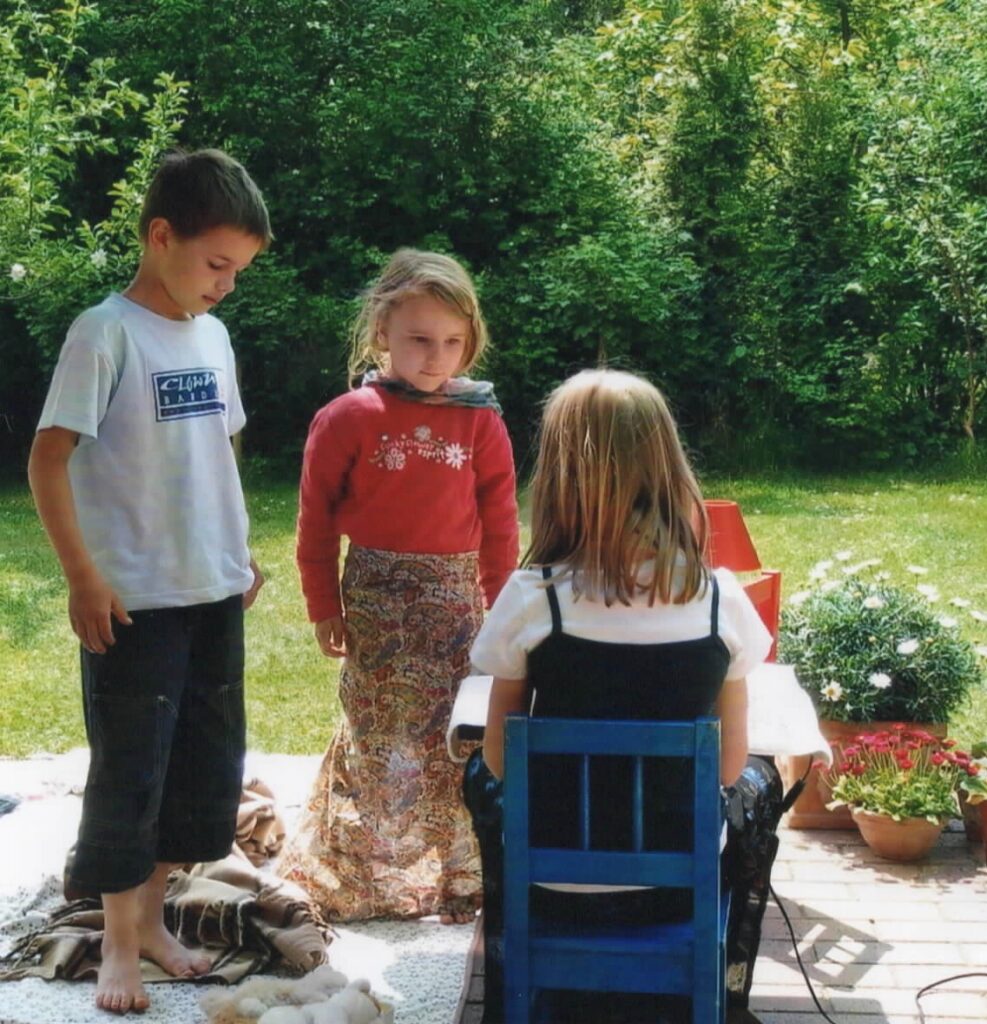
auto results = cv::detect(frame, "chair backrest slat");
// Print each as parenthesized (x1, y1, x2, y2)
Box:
(632, 755, 645, 852)
(579, 754, 591, 850)
(529, 848, 694, 887)
(519, 718, 697, 756)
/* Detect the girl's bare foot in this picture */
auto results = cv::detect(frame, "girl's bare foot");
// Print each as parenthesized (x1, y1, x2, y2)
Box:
(96, 943, 149, 1015)
(138, 921, 211, 977)
(439, 907, 478, 925)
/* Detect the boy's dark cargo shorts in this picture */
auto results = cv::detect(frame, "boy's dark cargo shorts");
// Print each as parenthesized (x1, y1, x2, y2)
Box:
(69, 594, 246, 894)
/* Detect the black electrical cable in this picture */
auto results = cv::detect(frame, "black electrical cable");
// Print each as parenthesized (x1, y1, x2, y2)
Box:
(771, 881, 987, 1023)
(769, 883, 841, 1023)
(914, 972, 987, 1016)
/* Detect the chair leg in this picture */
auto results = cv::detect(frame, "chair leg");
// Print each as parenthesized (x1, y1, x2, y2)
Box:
(504, 984, 531, 1024)
(694, 985, 720, 1024)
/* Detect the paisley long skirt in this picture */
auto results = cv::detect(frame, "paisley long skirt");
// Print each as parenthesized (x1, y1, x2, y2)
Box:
(278, 545, 485, 920)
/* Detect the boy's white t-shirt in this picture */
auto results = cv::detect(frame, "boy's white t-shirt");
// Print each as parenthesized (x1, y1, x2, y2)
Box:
(470, 563, 772, 682)
(37, 293, 253, 611)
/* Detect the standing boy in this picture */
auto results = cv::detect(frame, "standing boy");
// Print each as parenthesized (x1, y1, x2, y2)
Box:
(28, 149, 271, 1014)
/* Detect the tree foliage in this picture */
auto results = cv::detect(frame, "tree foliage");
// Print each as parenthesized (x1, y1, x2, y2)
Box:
(3, 0, 987, 469)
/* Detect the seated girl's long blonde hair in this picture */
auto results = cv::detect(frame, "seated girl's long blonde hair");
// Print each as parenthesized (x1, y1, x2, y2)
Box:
(524, 369, 708, 606)
(348, 248, 489, 386)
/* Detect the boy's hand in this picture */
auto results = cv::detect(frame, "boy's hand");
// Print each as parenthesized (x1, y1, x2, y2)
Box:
(68, 570, 132, 654)
(243, 557, 265, 610)
(314, 617, 346, 658)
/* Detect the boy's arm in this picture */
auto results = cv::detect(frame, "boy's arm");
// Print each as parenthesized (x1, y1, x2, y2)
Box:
(28, 427, 131, 653)
(243, 557, 265, 610)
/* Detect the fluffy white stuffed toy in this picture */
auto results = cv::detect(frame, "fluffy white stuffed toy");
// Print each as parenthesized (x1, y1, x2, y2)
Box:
(200, 966, 391, 1024)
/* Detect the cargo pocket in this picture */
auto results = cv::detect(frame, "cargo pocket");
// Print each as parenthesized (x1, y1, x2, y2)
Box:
(84, 691, 176, 845)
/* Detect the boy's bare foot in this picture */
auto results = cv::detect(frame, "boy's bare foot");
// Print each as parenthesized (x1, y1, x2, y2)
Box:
(96, 944, 149, 1015)
(138, 921, 211, 977)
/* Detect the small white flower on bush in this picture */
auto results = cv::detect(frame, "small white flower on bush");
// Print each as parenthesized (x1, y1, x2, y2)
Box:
(820, 579, 840, 593)
(843, 560, 879, 576)
(937, 615, 959, 629)
(916, 583, 940, 601)
(835, 550, 852, 561)
(788, 590, 811, 606)
(822, 681, 844, 701)
(862, 595, 885, 610)
(950, 597, 971, 608)
(976, 645, 987, 659)
(874, 571, 891, 581)
(906, 564, 929, 575)
(869, 672, 892, 689)
(9, 263, 26, 281)
(90, 248, 108, 268)
(896, 638, 920, 655)
(971, 610, 987, 623)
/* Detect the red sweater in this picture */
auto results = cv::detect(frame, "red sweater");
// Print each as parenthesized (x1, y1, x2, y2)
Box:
(297, 385, 519, 622)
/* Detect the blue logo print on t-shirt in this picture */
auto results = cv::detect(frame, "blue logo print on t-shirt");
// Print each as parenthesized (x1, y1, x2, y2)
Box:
(152, 368, 225, 422)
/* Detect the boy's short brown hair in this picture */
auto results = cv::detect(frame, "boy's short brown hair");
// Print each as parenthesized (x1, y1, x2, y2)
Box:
(138, 149, 272, 247)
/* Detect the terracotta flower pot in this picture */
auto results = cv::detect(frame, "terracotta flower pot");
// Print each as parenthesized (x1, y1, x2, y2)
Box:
(777, 719, 947, 830)
(963, 796, 987, 863)
(983, 803, 987, 865)
(850, 807, 945, 862)
(958, 790, 983, 843)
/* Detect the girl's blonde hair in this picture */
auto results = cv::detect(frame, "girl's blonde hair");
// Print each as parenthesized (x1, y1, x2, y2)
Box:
(525, 368, 709, 606)
(348, 248, 489, 386)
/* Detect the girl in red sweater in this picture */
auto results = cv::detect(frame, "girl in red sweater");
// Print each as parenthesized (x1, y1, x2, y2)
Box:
(279, 249, 519, 923)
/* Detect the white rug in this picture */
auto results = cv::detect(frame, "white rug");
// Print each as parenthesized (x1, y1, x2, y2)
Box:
(0, 750, 473, 1024)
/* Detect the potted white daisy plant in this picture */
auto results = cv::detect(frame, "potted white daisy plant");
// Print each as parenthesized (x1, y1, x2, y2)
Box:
(776, 558, 983, 829)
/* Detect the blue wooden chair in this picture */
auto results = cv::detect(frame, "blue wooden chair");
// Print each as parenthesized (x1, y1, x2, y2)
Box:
(503, 716, 728, 1024)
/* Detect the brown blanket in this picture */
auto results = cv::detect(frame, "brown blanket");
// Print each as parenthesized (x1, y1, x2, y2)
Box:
(237, 777, 286, 867)
(0, 849, 330, 984)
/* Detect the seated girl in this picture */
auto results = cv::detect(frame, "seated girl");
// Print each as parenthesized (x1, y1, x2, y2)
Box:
(463, 368, 780, 1024)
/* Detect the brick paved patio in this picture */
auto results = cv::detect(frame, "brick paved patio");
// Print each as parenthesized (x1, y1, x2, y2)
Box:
(456, 822, 987, 1023)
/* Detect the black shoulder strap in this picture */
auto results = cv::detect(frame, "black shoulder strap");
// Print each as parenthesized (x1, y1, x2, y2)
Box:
(710, 574, 720, 637)
(541, 565, 563, 635)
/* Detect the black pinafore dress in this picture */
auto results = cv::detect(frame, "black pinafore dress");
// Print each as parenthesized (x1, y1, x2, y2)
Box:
(524, 569, 729, 863)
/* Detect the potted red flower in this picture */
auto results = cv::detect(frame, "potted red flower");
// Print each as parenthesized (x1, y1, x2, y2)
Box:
(824, 725, 987, 861)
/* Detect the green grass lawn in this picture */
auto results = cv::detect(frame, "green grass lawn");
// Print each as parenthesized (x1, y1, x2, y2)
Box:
(2, 468, 986, 757)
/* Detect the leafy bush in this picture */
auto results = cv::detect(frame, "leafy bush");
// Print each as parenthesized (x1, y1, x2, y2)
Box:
(0, 0, 187, 464)
(5, 0, 987, 469)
